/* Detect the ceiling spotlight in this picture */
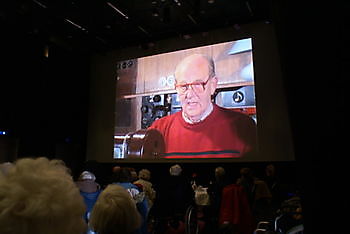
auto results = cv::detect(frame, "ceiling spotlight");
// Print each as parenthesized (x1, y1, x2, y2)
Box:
(245, 1, 253, 16)
(152, 8, 160, 17)
(107, 2, 129, 20)
(32, 0, 47, 8)
(173, 0, 181, 6)
(208, 0, 215, 3)
(187, 14, 197, 25)
(43, 45, 49, 58)
(95, 36, 107, 44)
(64, 18, 88, 32)
(138, 26, 150, 36)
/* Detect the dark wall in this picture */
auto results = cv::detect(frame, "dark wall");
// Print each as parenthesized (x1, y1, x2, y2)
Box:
(0, 21, 90, 174)
(271, 1, 347, 233)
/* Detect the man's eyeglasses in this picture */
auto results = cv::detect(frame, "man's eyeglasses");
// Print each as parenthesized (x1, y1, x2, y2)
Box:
(175, 77, 211, 94)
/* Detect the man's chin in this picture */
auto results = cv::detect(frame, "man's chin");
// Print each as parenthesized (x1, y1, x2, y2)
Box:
(184, 110, 201, 120)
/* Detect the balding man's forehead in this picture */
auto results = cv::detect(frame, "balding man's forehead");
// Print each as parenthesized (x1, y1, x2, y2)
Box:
(175, 55, 210, 79)
(178, 54, 209, 68)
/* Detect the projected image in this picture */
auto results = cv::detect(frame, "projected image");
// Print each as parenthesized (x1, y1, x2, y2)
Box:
(113, 38, 257, 160)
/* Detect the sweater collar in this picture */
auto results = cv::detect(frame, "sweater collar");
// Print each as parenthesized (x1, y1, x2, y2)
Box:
(182, 102, 214, 124)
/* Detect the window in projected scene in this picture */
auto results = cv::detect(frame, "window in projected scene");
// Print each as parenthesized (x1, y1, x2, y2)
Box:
(113, 38, 257, 161)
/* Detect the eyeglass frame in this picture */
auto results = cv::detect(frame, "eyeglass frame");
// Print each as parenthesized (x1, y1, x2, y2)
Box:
(174, 76, 213, 94)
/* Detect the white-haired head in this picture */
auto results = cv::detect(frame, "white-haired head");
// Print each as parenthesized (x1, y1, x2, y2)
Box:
(169, 164, 182, 176)
(0, 157, 86, 234)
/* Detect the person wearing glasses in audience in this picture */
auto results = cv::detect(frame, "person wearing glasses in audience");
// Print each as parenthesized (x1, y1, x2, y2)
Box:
(149, 53, 257, 158)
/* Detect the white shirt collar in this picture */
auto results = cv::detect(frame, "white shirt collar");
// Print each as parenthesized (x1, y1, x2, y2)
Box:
(182, 102, 213, 124)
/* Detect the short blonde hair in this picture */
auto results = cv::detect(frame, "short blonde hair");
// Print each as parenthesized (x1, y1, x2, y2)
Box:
(0, 157, 86, 234)
(89, 184, 141, 234)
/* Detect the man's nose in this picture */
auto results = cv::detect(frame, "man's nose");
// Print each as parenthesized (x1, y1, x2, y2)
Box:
(185, 85, 196, 98)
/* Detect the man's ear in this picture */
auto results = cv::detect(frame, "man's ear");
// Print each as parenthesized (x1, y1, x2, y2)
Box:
(210, 76, 218, 95)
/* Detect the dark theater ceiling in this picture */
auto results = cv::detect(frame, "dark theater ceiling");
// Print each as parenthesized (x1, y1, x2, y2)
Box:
(1, 0, 272, 54)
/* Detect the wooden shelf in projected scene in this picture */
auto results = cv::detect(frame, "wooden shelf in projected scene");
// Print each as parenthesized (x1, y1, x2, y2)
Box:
(119, 89, 176, 99)
(217, 80, 254, 90)
(119, 80, 254, 99)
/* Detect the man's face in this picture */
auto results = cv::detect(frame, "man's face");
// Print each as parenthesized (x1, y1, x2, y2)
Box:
(175, 56, 217, 121)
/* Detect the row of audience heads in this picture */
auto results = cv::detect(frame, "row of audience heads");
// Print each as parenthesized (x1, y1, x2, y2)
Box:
(0, 157, 276, 234)
(0, 159, 185, 234)
(0, 160, 213, 234)
(0, 157, 142, 234)
(78, 162, 274, 187)
(111, 163, 182, 181)
(111, 166, 152, 183)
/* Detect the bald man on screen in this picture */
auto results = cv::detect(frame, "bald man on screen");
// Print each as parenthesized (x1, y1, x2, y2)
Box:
(149, 54, 257, 158)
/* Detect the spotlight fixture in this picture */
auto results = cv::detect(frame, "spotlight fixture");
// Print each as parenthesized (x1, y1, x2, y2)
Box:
(32, 0, 47, 8)
(138, 26, 150, 36)
(187, 14, 197, 24)
(173, 0, 181, 6)
(64, 18, 88, 32)
(107, 2, 129, 20)
(152, 8, 160, 17)
(245, 1, 253, 16)
(44, 45, 49, 58)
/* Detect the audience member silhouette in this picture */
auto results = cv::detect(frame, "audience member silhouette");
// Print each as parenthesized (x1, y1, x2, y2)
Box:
(218, 183, 255, 234)
(263, 163, 285, 213)
(111, 165, 121, 184)
(0, 157, 86, 234)
(236, 167, 273, 222)
(129, 167, 138, 183)
(134, 169, 156, 211)
(153, 164, 194, 234)
(264, 164, 277, 191)
(206, 166, 231, 233)
(76, 170, 102, 233)
(89, 184, 142, 234)
(112, 167, 149, 234)
(236, 167, 256, 207)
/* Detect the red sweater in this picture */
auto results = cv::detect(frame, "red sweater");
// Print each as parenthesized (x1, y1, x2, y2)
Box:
(149, 104, 257, 158)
